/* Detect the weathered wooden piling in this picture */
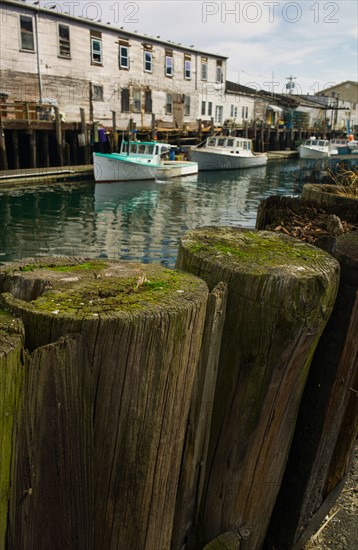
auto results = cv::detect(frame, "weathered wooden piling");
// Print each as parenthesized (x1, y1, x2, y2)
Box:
(175, 227, 339, 550)
(171, 282, 228, 550)
(301, 184, 358, 224)
(0, 312, 24, 548)
(0, 258, 208, 550)
(265, 230, 358, 550)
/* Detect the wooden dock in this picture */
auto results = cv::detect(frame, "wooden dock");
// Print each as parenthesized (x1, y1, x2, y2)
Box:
(0, 165, 93, 188)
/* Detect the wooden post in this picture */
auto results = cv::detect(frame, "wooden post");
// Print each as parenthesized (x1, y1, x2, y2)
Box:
(301, 184, 358, 224)
(151, 113, 156, 140)
(29, 130, 36, 168)
(41, 131, 50, 167)
(54, 106, 63, 166)
(111, 110, 117, 152)
(175, 228, 339, 550)
(260, 123, 265, 152)
(1, 258, 208, 550)
(12, 130, 20, 169)
(266, 231, 358, 550)
(0, 126, 8, 170)
(93, 122, 99, 142)
(80, 108, 90, 165)
(0, 313, 24, 548)
(72, 131, 79, 165)
(171, 283, 228, 550)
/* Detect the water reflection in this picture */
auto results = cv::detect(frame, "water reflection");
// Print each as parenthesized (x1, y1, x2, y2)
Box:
(0, 161, 300, 267)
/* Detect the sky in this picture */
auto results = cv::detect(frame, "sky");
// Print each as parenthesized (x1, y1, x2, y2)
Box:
(37, 0, 357, 95)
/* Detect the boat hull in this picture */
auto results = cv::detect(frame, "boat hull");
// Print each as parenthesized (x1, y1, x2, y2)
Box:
(298, 145, 330, 159)
(189, 149, 267, 170)
(93, 153, 198, 182)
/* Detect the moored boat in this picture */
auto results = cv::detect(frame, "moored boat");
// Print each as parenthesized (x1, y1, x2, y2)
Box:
(297, 137, 330, 159)
(188, 136, 267, 170)
(93, 140, 198, 182)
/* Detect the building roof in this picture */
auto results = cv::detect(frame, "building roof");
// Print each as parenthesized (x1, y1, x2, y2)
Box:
(4, 0, 228, 59)
(225, 81, 258, 96)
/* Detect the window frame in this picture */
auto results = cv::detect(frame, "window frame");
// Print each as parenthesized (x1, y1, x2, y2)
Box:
(216, 60, 223, 83)
(201, 57, 208, 81)
(215, 105, 223, 124)
(119, 44, 130, 69)
(165, 54, 173, 77)
(144, 89, 152, 113)
(19, 14, 35, 52)
(184, 95, 191, 116)
(144, 50, 152, 73)
(121, 88, 130, 113)
(91, 37, 102, 65)
(58, 23, 71, 59)
(184, 55, 191, 80)
(166, 93, 173, 115)
(133, 89, 141, 113)
(92, 84, 104, 102)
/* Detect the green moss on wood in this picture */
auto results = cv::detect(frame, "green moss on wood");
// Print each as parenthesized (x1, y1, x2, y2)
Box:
(180, 228, 337, 278)
(0, 261, 208, 320)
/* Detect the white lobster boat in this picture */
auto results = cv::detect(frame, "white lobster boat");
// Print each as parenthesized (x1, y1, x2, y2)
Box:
(188, 136, 267, 170)
(297, 137, 330, 159)
(93, 140, 198, 182)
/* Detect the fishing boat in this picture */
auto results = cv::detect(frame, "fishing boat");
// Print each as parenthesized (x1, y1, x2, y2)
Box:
(188, 136, 267, 170)
(297, 137, 330, 159)
(93, 140, 198, 182)
(329, 136, 358, 155)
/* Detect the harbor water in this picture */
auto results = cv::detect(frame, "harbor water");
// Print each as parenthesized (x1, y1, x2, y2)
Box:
(0, 160, 303, 267)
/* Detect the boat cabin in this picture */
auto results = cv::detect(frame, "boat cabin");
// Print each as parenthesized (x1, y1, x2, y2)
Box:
(303, 138, 330, 148)
(120, 140, 171, 159)
(204, 137, 252, 152)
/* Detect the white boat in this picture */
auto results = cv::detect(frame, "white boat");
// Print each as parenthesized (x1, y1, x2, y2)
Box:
(297, 137, 330, 159)
(188, 136, 267, 171)
(93, 140, 198, 182)
(329, 137, 358, 155)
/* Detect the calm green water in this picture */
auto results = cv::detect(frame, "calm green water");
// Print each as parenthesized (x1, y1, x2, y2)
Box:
(0, 160, 302, 267)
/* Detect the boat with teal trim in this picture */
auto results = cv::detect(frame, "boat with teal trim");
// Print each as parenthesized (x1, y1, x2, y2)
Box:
(93, 140, 198, 182)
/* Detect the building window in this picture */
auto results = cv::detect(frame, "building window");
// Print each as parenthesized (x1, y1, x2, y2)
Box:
(92, 84, 104, 101)
(184, 95, 190, 116)
(90, 31, 102, 64)
(242, 106, 249, 119)
(121, 88, 130, 112)
(145, 90, 152, 113)
(230, 105, 238, 118)
(119, 44, 129, 69)
(20, 15, 34, 51)
(165, 52, 173, 77)
(144, 51, 152, 73)
(133, 90, 141, 113)
(58, 24, 70, 58)
(201, 101, 206, 116)
(184, 55, 191, 80)
(166, 93, 173, 114)
(201, 57, 208, 80)
(216, 60, 223, 83)
(208, 102, 213, 116)
(215, 105, 223, 124)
